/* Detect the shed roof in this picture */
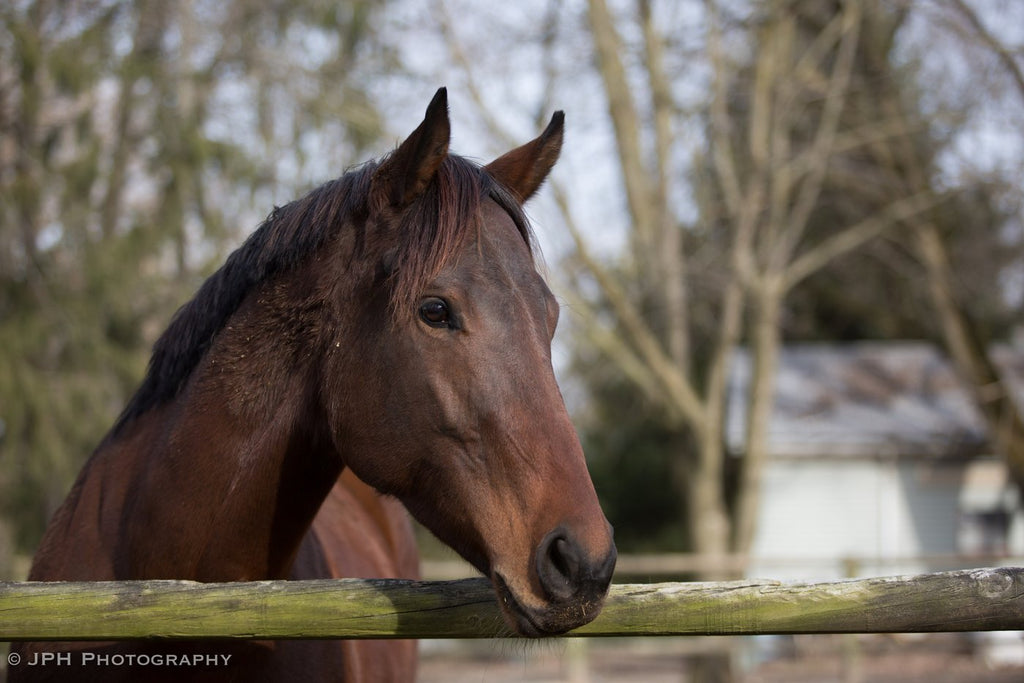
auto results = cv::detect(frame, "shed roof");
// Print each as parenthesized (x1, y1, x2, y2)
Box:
(726, 342, 1024, 458)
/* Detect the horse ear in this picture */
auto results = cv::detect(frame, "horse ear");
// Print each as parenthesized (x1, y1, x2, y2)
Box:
(485, 111, 564, 203)
(373, 87, 450, 208)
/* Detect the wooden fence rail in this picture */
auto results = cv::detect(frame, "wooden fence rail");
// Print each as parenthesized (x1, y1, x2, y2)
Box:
(423, 553, 1024, 579)
(1, 567, 1022, 641)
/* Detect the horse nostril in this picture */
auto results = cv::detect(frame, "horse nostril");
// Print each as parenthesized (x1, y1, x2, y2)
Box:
(550, 537, 579, 581)
(536, 530, 583, 601)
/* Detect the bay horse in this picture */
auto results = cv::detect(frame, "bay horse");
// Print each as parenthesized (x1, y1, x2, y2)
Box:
(10, 88, 616, 682)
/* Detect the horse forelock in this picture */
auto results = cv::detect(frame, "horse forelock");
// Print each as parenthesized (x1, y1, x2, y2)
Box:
(112, 153, 534, 434)
(384, 154, 534, 322)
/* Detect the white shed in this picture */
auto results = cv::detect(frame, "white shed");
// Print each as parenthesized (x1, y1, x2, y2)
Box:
(727, 342, 1024, 581)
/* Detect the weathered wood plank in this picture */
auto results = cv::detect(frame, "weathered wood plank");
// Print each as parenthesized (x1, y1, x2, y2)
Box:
(1, 568, 1021, 641)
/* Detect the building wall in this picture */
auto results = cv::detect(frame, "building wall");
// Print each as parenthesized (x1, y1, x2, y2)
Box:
(748, 458, 963, 581)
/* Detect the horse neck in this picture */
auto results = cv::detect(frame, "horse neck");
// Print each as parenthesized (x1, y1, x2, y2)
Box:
(112, 292, 342, 582)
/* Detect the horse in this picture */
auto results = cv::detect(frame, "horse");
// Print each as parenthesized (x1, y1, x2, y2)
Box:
(10, 88, 616, 682)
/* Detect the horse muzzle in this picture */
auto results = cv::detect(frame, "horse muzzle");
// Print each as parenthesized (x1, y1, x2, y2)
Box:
(494, 527, 617, 637)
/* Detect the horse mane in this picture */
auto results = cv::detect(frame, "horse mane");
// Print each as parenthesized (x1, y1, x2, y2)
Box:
(111, 154, 533, 434)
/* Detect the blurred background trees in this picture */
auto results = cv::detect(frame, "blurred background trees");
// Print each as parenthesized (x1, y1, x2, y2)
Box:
(1, 0, 1022, 594)
(0, 0, 392, 555)
(570, 0, 1024, 571)
(579, 0, 1024, 569)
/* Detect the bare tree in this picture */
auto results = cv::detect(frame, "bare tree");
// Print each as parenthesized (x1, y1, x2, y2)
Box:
(570, 0, 951, 571)
(870, 0, 1024, 489)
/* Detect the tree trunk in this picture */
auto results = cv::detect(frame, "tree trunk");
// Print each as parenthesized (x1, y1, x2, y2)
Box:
(733, 279, 784, 556)
(688, 436, 733, 579)
(913, 221, 1024, 489)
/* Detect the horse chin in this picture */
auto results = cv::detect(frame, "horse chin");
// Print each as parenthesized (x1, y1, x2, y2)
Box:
(491, 573, 604, 638)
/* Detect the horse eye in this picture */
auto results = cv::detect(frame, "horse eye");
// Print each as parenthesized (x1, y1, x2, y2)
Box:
(419, 298, 450, 328)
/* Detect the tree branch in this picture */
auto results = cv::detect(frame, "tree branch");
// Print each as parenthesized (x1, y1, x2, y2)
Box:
(586, 0, 656, 253)
(775, 1, 862, 268)
(552, 181, 709, 434)
(638, 0, 690, 368)
(783, 190, 949, 291)
(948, 0, 1024, 106)
(703, 0, 743, 216)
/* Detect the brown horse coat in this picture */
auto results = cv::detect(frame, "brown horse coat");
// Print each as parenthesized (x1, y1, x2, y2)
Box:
(12, 89, 615, 682)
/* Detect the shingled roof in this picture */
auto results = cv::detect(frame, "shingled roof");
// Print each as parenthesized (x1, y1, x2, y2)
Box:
(726, 342, 1024, 458)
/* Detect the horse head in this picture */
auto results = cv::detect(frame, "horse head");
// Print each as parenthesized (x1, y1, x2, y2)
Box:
(325, 89, 616, 636)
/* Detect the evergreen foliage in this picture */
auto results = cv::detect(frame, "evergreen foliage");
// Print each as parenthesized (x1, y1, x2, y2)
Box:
(0, 0, 391, 556)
